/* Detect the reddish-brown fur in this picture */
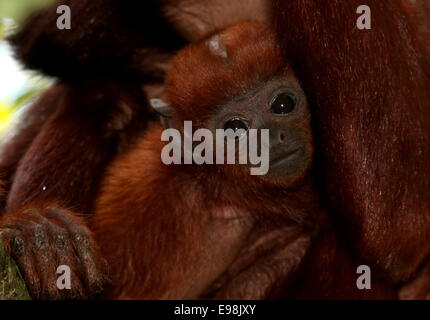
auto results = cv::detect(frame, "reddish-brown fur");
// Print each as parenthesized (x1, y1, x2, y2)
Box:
(0, 0, 269, 299)
(273, 0, 430, 285)
(91, 21, 400, 299)
(1, 3, 184, 298)
(0, 203, 107, 299)
(0, 78, 151, 299)
(0, 0, 428, 300)
(92, 22, 325, 299)
(1, 0, 189, 213)
(6, 79, 150, 213)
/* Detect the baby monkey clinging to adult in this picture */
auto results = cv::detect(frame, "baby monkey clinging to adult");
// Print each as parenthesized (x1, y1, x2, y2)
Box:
(93, 21, 323, 299)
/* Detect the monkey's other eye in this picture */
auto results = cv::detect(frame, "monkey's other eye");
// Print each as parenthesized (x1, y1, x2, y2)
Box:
(271, 93, 297, 114)
(224, 118, 249, 136)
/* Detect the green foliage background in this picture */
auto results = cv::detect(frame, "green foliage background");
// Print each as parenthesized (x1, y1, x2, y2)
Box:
(0, 0, 53, 23)
(0, 0, 54, 135)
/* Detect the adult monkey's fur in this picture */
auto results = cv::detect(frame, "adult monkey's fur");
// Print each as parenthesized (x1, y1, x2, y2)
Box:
(0, 0, 428, 299)
(92, 21, 326, 299)
(0, 0, 268, 299)
(0, 0, 268, 211)
(273, 0, 430, 298)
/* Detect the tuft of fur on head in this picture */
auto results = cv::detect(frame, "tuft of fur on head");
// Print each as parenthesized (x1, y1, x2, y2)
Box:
(165, 21, 287, 126)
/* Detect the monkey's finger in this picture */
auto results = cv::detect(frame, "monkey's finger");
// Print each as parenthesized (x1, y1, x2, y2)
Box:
(22, 209, 87, 299)
(44, 207, 106, 297)
(20, 219, 64, 300)
(49, 230, 89, 299)
(17, 211, 61, 299)
(69, 228, 106, 297)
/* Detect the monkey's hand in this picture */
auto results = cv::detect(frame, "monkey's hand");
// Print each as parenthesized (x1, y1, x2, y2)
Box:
(0, 205, 107, 299)
(206, 225, 312, 299)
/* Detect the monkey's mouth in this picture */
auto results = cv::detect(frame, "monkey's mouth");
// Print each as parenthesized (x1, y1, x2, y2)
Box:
(269, 148, 301, 169)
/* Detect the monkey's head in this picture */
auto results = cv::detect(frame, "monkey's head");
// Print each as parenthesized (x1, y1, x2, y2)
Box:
(152, 21, 313, 186)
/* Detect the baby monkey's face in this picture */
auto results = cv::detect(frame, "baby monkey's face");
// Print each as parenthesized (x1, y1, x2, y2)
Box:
(156, 21, 313, 185)
(209, 74, 313, 184)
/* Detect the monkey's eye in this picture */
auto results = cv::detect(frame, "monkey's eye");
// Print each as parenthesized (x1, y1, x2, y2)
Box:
(271, 93, 297, 114)
(224, 118, 249, 138)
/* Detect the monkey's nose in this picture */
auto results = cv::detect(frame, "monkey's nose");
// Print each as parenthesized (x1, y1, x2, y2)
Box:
(269, 129, 289, 147)
(275, 129, 288, 143)
(279, 131, 286, 142)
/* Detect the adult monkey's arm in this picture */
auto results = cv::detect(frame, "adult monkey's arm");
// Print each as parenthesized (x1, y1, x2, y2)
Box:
(272, 0, 430, 282)
(1, 0, 272, 299)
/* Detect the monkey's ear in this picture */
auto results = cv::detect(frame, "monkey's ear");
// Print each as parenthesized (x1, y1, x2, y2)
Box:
(150, 99, 174, 129)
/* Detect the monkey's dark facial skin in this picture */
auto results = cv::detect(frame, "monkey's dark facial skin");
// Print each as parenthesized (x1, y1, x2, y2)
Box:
(211, 75, 313, 184)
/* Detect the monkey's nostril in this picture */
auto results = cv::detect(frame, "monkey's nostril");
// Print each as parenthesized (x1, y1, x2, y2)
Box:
(280, 133, 286, 142)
